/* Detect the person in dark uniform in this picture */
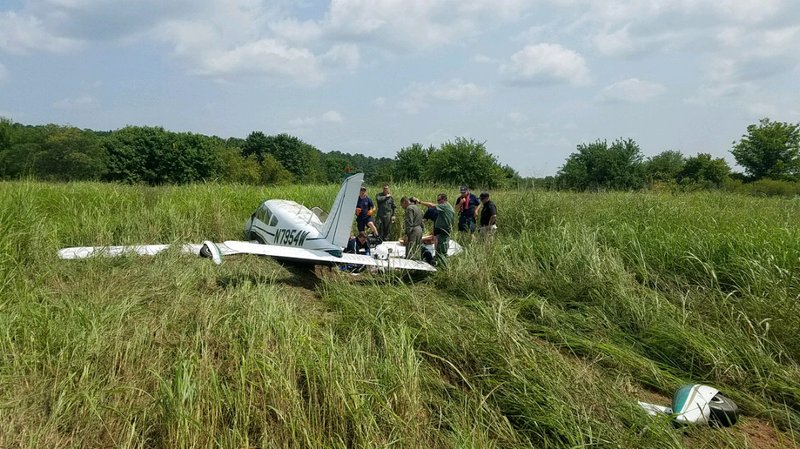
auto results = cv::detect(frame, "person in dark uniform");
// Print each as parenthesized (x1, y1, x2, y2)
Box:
(342, 231, 371, 273)
(355, 186, 379, 237)
(375, 183, 396, 241)
(344, 231, 371, 256)
(477, 192, 497, 241)
(455, 185, 480, 233)
(401, 196, 423, 260)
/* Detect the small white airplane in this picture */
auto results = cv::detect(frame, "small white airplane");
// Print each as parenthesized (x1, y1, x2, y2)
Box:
(57, 173, 460, 273)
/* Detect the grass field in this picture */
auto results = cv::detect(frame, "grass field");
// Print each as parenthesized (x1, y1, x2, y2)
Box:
(1, 180, 799, 448)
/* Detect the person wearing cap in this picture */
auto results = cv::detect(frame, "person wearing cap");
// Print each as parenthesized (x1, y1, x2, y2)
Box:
(477, 192, 497, 241)
(355, 186, 379, 237)
(455, 185, 480, 233)
(418, 193, 455, 267)
(375, 183, 396, 241)
(400, 196, 423, 260)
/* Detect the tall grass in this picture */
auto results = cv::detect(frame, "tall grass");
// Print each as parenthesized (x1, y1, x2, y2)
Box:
(0, 180, 798, 448)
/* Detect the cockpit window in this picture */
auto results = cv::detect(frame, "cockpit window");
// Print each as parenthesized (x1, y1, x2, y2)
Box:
(311, 206, 328, 222)
(256, 205, 273, 225)
(269, 215, 278, 227)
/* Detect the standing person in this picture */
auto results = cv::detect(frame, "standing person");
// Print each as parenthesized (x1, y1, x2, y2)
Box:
(400, 196, 423, 260)
(477, 192, 497, 241)
(355, 186, 379, 237)
(455, 185, 480, 233)
(419, 193, 455, 267)
(420, 199, 438, 233)
(375, 183, 396, 241)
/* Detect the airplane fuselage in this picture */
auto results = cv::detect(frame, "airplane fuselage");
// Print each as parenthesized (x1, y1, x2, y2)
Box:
(245, 199, 345, 257)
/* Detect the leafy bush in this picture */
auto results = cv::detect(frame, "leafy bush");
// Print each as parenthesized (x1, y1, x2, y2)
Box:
(723, 178, 800, 197)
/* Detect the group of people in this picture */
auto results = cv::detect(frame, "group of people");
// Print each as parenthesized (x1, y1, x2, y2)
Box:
(350, 183, 497, 267)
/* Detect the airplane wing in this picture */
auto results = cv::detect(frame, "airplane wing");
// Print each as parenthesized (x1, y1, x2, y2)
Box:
(58, 240, 436, 272)
(58, 244, 203, 259)
(219, 240, 437, 272)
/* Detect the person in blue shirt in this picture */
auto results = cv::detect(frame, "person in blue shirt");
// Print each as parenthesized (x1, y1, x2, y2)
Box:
(342, 232, 371, 273)
(344, 232, 371, 256)
(455, 185, 480, 233)
(355, 186, 379, 237)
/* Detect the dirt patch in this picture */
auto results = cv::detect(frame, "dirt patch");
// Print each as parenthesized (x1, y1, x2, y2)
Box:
(735, 417, 799, 449)
(682, 417, 799, 449)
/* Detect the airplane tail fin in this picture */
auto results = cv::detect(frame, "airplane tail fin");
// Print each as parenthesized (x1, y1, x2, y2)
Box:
(321, 173, 363, 248)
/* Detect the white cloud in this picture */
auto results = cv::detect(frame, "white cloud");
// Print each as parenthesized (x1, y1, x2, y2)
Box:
(0, 11, 83, 53)
(599, 78, 666, 103)
(323, 0, 532, 49)
(189, 39, 323, 85)
(500, 43, 590, 86)
(288, 110, 345, 128)
(373, 97, 386, 107)
(52, 94, 99, 110)
(398, 78, 487, 114)
(565, 0, 788, 26)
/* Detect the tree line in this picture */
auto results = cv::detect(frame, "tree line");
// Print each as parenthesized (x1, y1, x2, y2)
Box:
(0, 119, 519, 189)
(546, 118, 800, 191)
(2, 117, 797, 192)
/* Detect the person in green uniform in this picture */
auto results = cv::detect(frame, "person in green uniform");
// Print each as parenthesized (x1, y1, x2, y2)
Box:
(419, 193, 454, 267)
(375, 183, 396, 241)
(400, 196, 423, 260)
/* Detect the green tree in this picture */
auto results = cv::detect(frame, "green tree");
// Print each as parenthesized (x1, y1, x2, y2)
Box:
(499, 164, 522, 187)
(678, 153, 731, 186)
(0, 118, 12, 178)
(731, 118, 800, 180)
(103, 126, 220, 185)
(374, 160, 397, 184)
(425, 138, 509, 188)
(268, 133, 323, 183)
(394, 143, 433, 182)
(0, 117, 11, 154)
(217, 145, 262, 184)
(0, 123, 50, 178)
(322, 152, 350, 183)
(558, 139, 645, 190)
(645, 150, 685, 183)
(259, 153, 294, 185)
(35, 127, 107, 181)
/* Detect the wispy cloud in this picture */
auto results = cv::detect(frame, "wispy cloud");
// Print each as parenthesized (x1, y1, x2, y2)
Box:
(598, 78, 666, 103)
(398, 78, 487, 114)
(288, 110, 345, 128)
(52, 95, 99, 110)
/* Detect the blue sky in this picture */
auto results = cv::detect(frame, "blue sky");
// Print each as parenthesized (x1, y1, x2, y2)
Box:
(1, 0, 799, 176)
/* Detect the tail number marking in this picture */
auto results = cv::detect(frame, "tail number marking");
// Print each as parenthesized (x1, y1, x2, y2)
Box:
(274, 229, 309, 247)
